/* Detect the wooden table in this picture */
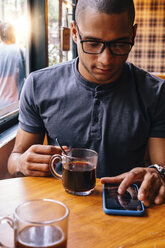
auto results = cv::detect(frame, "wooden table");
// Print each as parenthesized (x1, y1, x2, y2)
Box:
(0, 177, 165, 248)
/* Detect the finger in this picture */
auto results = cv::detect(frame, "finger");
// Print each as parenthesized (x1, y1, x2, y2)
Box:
(26, 153, 52, 164)
(26, 162, 50, 172)
(26, 170, 51, 177)
(30, 145, 64, 155)
(138, 173, 159, 206)
(118, 168, 146, 194)
(154, 185, 165, 205)
(100, 174, 127, 184)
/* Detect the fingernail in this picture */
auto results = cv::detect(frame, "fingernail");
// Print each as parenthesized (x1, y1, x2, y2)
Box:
(138, 193, 144, 200)
(155, 198, 161, 205)
(118, 188, 122, 194)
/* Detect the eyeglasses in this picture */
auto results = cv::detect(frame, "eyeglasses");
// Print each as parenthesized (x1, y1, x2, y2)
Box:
(76, 24, 134, 56)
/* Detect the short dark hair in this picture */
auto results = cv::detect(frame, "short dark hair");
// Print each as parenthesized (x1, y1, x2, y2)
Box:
(0, 22, 15, 42)
(75, 0, 135, 25)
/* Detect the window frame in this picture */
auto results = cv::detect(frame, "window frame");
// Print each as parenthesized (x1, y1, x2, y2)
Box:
(0, 0, 48, 136)
(0, 0, 77, 136)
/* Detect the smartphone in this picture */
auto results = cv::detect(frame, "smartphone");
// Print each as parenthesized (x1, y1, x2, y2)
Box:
(103, 183, 145, 216)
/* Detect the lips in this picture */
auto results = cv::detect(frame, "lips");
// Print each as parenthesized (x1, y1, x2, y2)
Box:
(96, 67, 112, 74)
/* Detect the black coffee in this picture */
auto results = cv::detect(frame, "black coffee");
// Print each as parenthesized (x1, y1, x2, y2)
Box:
(15, 225, 67, 248)
(62, 161, 96, 193)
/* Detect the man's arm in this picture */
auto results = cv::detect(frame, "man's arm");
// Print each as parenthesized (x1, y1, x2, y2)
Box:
(138, 137, 165, 205)
(101, 137, 165, 207)
(8, 127, 62, 177)
(148, 137, 165, 166)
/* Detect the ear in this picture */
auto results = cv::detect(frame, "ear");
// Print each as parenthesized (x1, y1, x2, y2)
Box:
(133, 23, 138, 39)
(71, 20, 78, 44)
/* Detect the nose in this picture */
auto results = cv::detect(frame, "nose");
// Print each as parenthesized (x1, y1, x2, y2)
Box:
(97, 45, 114, 65)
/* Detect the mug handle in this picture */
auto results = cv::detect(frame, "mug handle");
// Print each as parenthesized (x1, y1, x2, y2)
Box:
(0, 216, 14, 228)
(49, 154, 62, 179)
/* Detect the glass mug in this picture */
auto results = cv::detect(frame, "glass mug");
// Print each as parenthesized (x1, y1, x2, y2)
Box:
(49, 148, 98, 196)
(0, 199, 69, 248)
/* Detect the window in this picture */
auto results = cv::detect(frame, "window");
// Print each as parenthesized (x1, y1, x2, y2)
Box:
(48, 0, 76, 66)
(0, 0, 77, 135)
(0, 0, 28, 133)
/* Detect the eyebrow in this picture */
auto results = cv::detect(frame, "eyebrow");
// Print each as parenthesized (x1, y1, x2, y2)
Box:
(82, 35, 131, 43)
(76, 22, 132, 43)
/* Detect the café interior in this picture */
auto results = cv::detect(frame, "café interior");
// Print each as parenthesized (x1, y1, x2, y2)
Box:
(0, 0, 165, 179)
(0, 0, 165, 180)
(0, 0, 165, 247)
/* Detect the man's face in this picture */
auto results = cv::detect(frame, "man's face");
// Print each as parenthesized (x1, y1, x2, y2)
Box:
(72, 7, 136, 84)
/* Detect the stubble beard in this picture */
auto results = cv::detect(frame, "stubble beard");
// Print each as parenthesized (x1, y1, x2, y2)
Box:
(80, 59, 123, 84)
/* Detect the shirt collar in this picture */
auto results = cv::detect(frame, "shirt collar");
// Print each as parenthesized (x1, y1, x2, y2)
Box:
(73, 57, 128, 92)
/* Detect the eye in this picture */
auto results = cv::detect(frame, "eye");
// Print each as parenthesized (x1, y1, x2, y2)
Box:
(112, 43, 125, 48)
(112, 43, 130, 48)
(86, 41, 101, 47)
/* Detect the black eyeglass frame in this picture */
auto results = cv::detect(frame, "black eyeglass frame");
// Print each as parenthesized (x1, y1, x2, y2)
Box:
(76, 23, 135, 56)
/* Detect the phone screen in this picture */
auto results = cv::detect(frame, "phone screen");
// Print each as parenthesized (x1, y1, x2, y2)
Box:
(104, 183, 143, 211)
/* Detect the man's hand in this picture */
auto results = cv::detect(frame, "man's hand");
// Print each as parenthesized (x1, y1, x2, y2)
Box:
(16, 144, 67, 177)
(101, 167, 165, 207)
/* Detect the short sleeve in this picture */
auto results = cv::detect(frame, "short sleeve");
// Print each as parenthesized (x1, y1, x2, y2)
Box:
(149, 81, 165, 138)
(19, 73, 45, 134)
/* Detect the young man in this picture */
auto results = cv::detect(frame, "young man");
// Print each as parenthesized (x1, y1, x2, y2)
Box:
(8, 0, 165, 207)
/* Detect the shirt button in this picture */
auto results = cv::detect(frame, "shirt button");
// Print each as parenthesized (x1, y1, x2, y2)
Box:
(94, 116, 98, 122)
(95, 100, 100, 105)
